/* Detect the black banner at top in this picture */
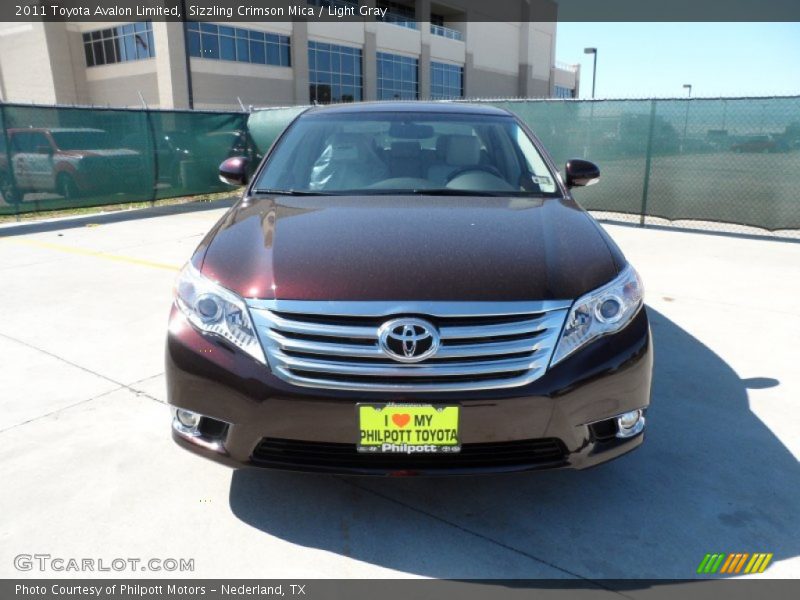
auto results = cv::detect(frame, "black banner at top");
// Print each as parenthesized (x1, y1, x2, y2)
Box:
(2, 0, 800, 23)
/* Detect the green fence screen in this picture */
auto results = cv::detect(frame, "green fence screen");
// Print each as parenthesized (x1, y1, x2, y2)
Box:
(493, 97, 800, 231)
(0, 103, 253, 216)
(3, 97, 800, 231)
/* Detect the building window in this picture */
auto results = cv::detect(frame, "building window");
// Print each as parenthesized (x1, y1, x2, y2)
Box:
(308, 41, 363, 104)
(554, 85, 575, 99)
(186, 23, 290, 67)
(82, 22, 154, 67)
(377, 52, 418, 100)
(430, 62, 463, 99)
(377, 1, 418, 29)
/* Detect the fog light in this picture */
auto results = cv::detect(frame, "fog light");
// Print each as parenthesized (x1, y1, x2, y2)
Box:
(616, 409, 645, 438)
(175, 408, 201, 430)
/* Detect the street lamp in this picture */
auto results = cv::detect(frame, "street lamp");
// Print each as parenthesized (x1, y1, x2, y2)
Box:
(584, 47, 597, 99)
(683, 84, 692, 97)
(584, 48, 598, 98)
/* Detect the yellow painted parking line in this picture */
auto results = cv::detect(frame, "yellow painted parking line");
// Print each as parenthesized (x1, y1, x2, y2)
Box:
(0, 238, 181, 272)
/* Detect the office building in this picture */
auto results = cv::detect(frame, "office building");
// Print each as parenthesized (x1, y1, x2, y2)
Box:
(0, 0, 579, 109)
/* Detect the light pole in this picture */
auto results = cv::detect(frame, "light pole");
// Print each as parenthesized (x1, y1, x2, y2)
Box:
(682, 84, 692, 153)
(584, 48, 597, 99)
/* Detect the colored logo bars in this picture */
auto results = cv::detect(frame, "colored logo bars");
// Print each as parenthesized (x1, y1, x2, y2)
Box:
(697, 553, 773, 575)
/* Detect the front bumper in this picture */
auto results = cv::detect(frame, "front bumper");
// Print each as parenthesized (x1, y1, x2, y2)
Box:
(165, 305, 652, 475)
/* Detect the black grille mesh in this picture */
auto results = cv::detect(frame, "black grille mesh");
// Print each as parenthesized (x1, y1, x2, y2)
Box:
(252, 437, 568, 471)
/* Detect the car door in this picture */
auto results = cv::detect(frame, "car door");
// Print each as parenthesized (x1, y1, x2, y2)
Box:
(10, 132, 35, 189)
(25, 131, 56, 192)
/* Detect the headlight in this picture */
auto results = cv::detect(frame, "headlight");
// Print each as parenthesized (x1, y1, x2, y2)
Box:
(175, 263, 266, 364)
(551, 264, 644, 365)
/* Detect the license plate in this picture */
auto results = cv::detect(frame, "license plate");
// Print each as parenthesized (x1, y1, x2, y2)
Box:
(357, 404, 460, 453)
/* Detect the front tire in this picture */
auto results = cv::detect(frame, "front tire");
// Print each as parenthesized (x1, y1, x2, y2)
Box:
(57, 173, 80, 200)
(0, 174, 22, 205)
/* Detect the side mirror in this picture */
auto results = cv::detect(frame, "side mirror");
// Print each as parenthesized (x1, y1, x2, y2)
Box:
(36, 145, 53, 155)
(218, 156, 249, 186)
(565, 159, 600, 188)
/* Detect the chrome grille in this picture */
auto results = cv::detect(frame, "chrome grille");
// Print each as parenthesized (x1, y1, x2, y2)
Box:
(247, 300, 570, 392)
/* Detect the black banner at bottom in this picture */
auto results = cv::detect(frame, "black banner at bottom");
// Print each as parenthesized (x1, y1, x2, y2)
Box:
(3, 579, 800, 600)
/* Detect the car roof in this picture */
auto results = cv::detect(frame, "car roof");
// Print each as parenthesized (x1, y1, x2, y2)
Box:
(304, 101, 512, 117)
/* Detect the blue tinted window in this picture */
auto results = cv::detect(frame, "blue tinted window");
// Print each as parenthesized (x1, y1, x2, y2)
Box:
(184, 24, 290, 67)
(266, 43, 280, 65)
(115, 36, 127, 61)
(377, 52, 418, 100)
(201, 32, 219, 59)
(430, 61, 463, 99)
(317, 49, 330, 71)
(83, 21, 155, 67)
(554, 86, 575, 99)
(220, 35, 236, 61)
(187, 30, 201, 57)
(308, 41, 363, 103)
(250, 40, 265, 64)
(236, 37, 249, 62)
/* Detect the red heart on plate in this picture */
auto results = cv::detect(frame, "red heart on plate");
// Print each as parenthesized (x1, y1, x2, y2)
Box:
(392, 413, 411, 428)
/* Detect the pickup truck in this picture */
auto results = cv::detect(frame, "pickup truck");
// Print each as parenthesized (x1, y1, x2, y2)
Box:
(0, 127, 146, 204)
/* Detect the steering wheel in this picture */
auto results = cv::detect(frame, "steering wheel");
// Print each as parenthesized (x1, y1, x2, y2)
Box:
(445, 165, 504, 183)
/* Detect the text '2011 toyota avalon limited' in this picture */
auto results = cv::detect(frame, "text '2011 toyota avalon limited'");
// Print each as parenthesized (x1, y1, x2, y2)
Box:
(166, 102, 652, 475)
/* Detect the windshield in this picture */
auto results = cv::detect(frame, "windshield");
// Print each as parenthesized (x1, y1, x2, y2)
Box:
(254, 112, 559, 196)
(51, 131, 116, 150)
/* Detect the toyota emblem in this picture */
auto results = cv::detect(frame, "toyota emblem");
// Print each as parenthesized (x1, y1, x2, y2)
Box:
(377, 318, 440, 363)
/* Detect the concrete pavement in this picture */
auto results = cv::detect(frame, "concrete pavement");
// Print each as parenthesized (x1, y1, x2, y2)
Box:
(0, 201, 798, 581)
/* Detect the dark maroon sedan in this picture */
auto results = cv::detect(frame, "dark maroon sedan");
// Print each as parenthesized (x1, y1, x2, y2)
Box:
(166, 102, 652, 475)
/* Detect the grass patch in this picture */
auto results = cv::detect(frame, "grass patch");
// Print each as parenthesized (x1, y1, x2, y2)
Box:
(0, 191, 234, 224)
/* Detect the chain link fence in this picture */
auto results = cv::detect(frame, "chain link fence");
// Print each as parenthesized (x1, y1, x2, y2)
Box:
(489, 96, 800, 237)
(3, 97, 799, 236)
(0, 102, 257, 217)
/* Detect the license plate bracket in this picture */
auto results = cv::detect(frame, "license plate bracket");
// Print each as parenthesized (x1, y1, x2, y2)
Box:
(356, 403, 461, 453)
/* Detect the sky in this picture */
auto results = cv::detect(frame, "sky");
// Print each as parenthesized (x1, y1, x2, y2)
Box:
(555, 23, 800, 99)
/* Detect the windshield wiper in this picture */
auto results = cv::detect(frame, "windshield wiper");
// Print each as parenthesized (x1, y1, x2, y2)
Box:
(411, 188, 505, 196)
(253, 188, 337, 196)
(325, 188, 512, 197)
(410, 189, 549, 197)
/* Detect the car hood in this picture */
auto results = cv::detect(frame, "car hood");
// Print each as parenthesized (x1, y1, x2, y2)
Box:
(198, 195, 622, 302)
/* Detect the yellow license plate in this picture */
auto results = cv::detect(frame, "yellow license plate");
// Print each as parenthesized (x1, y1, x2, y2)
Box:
(357, 404, 460, 453)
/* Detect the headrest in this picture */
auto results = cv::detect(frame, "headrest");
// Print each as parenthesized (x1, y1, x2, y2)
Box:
(390, 141, 421, 158)
(435, 135, 452, 158)
(446, 135, 481, 166)
(325, 133, 371, 161)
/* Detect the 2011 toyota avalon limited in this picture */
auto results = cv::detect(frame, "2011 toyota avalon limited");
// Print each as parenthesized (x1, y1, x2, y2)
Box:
(166, 102, 652, 475)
